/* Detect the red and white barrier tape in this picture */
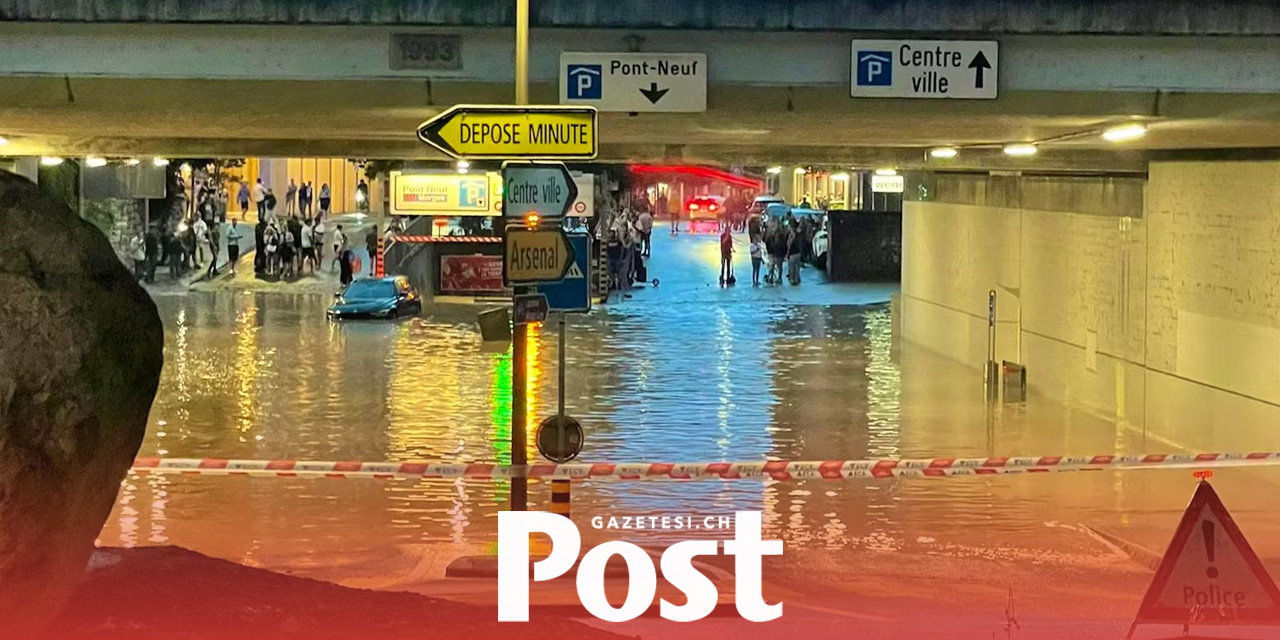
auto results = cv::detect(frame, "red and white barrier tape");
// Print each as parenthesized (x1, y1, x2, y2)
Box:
(129, 452, 1280, 481)
(390, 235, 502, 244)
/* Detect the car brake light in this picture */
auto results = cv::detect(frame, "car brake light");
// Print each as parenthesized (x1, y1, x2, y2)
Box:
(710, 204, 718, 211)
(689, 204, 699, 210)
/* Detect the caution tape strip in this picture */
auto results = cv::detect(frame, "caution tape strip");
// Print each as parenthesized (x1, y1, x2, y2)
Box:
(390, 235, 502, 244)
(129, 452, 1280, 481)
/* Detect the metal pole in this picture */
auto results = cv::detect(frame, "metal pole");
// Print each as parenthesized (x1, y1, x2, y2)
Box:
(509, 0, 531, 512)
(515, 0, 530, 106)
(552, 313, 571, 518)
(985, 289, 999, 401)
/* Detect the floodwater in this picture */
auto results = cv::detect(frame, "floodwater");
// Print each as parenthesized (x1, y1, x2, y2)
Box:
(101, 226, 1280, 627)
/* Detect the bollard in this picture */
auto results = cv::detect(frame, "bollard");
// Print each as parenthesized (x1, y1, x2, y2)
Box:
(375, 231, 385, 277)
(550, 479, 571, 519)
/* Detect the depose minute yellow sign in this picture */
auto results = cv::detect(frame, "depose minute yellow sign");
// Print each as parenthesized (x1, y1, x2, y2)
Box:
(417, 105, 598, 160)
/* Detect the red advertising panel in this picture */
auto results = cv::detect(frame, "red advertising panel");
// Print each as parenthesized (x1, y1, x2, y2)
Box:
(440, 254, 505, 294)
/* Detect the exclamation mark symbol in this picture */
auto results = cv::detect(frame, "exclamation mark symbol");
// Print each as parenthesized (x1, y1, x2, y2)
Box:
(1203, 521, 1219, 579)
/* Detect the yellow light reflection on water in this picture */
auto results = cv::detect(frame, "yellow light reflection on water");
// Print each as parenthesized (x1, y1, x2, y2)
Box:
(526, 322, 543, 439)
(233, 297, 260, 432)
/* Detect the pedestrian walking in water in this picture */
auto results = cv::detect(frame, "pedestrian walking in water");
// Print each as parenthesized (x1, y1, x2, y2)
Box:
(637, 207, 653, 257)
(319, 183, 332, 216)
(264, 224, 281, 276)
(767, 221, 785, 285)
(252, 178, 266, 220)
(285, 179, 298, 216)
(206, 222, 221, 277)
(144, 226, 160, 283)
(750, 233, 763, 286)
(192, 216, 209, 268)
(719, 225, 735, 286)
(287, 215, 304, 273)
(366, 226, 378, 276)
(238, 182, 250, 217)
(331, 224, 347, 272)
(226, 219, 243, 275)
(786, 221, 802, 285)
(312, 216, 326, 267)
(280, 225, 296, 278)
(300, 217, 316, 273)
(129, 234, 147, 281)
(339, 249, 354, 286)
(253, 218, 267, 274)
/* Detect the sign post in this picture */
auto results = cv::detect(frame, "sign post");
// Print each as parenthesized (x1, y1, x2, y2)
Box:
(511, 0, 531, 514)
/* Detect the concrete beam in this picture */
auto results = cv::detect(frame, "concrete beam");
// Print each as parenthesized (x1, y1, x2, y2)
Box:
(4, 23, 1280, 95)
(4, 0, 1280, 36)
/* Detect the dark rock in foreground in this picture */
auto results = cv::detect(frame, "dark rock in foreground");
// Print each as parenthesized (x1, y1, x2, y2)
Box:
(45, 546, 634, 640)
(0, 170, 164, 639)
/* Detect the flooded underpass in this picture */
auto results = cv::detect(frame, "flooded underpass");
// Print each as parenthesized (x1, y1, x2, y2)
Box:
(100, 228, 1280, 638)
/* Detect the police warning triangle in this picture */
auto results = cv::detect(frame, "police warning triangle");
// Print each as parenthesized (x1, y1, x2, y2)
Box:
(1129, 481, 1280, 636)
(564, 261, 585, 279)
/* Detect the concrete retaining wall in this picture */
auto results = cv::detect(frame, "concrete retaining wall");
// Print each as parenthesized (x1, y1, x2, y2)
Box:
(902, 163, 1280, 451)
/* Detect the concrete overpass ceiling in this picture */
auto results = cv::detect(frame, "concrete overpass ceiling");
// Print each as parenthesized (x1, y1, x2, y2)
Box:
(1, 19, 1279, 169)
(5, 0, 1280, 36)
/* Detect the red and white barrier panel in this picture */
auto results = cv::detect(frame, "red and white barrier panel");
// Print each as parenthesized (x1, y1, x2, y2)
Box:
(389, 235, 502, 244)
(130, 452, 1280, 480)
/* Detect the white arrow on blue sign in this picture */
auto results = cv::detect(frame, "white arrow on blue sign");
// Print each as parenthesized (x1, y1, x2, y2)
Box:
(502, 161, 578, 219)
(536, 233, 591, 313)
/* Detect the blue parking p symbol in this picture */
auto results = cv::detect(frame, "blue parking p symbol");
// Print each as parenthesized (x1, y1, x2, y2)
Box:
(856, 51, 893, 86)
(567, 64, 602, 100)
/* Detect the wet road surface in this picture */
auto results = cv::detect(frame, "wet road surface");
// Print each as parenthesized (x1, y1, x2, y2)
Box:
(101, 223, 1280, 636)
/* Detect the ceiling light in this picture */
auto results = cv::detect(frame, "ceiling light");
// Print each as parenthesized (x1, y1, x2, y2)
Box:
(40, 156, 64, 166)
(456, 160, 470, 170)
(831, 172, 850, 181)
(793, 167, 807, 174)
(0, 136, 9, 146)
(929, 147, 958, 159)
(874, 168, 898, 176)
(85, 156, 107, 168)
(1003, 143, 1038, 157)
(1102, 123, 1147, 142)
(153, 157, 169, 167)
(766, 166, 782, 175)
(124, 158, 140, 166)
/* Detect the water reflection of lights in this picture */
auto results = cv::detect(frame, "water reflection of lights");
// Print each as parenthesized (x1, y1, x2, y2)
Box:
(525, 322, 543, 441)
(233, 298, 260, 433)
(863, 308, 902, 457)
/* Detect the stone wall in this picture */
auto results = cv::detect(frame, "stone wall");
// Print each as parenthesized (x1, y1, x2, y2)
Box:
(82, 198, 145, 262)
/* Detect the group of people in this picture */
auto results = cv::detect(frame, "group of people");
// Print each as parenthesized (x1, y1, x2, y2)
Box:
(253, 214, 348, 282)
(130, 218, 223, 283)
(749, 212, 815, 286)
(238, 179, 334, 220)
(605, 203, 654, 297)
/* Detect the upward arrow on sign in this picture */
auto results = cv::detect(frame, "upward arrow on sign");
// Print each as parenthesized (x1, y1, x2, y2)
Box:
(968, 51, 992, 89)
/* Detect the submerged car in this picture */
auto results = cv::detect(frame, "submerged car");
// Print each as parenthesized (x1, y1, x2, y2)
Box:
(328, 276, 422, 320)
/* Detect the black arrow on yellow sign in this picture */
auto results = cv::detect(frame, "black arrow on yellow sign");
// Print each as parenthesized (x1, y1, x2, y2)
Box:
(417, 104, 599, 160)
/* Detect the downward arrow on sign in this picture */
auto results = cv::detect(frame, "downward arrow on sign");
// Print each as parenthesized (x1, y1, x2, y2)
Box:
(968, 51, 992, 89)
(639, 82, 670, 104)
